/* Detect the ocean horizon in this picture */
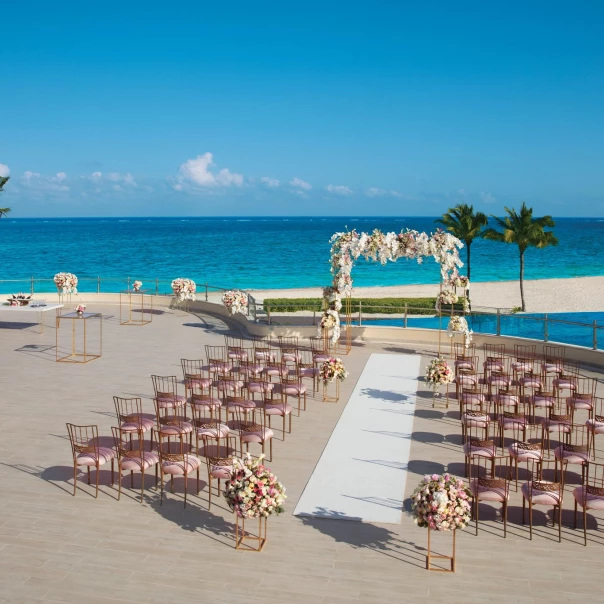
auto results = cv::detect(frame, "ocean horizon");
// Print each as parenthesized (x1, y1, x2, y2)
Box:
(0, 216, 601, 292)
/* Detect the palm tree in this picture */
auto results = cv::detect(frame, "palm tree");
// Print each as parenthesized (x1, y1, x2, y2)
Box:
(0, 176, 11, 218)
(435, 203, 488, 280)
(483, 202, 558, 312)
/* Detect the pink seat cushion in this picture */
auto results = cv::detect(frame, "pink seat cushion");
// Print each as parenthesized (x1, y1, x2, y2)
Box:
(281, 384, 307, 395)
(196, 422, 230, 438)
(462, 394, 485, 406)
(248, 382, 275, 393)
(489, 376, 511, 387)
(313, 354, 331, 363)
(541, 419, 571, 433)
(185, 377, 212, 389)
(532, 395, 554, 408)
(226, 400, 256, 411)
(498, 416, 528, 429)
(241, 427, 274, 443)
(162, 454, 201, 475)
(282, 353, 301, 362)
(456, 375, 477, 386)
(521, 481, 562, 505)
(566, 396, 593, 410)
(264, 366, 287, 377)
(215, 380, 244, 391)
(455, 360, 474, 371)
(188, 396, 222, 409)
(156, 394, 187, 409)
(586, 418, 604, 434)
(554, 446, 589, 465)
(228, 351, 248, 360)
(255, 351, 276, 362)
(120, 417, 155, 432)
(208, 361, 231, 371)
(512, 361, 533, 372)
(508, 442, 543, 462)
(573, 486, 604, 510)
(300, 367, 318, 378)
(76, 446, 115, 466)
(265, 402, 293, 416)
(461, 413, 489, 428)
(553, 379, 576, 390)
(121, 451, 160, 471)
(210, 462, 233, 480)
(158, 421, 194, 436)
(520, 377, 542, 388)
(470, 479, 508, 502)
(463, 442, 495, 457)
(543, 363, 562, 374)
(483, 360, 503, 370)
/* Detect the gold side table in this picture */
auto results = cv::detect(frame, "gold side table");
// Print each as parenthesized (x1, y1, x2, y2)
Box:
(56, 312, 102, 363)
(120, 289, 153, 326)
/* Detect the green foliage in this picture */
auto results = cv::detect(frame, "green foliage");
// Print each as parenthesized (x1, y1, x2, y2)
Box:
(0, 176, 11, 218)
(263, 297, 467, 315)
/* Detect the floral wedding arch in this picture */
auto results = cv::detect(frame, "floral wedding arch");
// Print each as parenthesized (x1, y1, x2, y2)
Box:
(320, 228, 465, 344)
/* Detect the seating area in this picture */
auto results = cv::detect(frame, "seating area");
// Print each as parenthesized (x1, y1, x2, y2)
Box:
(2, 303, 604, 603)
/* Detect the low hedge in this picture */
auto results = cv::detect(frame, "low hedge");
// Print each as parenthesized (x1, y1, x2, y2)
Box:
(263, 297, 467, 315)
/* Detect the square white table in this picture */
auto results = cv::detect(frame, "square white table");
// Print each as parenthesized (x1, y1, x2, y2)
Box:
(0, 303, 63, 334)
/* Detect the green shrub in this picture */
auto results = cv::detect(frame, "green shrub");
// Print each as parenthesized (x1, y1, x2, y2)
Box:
(262, 297, 468, 316)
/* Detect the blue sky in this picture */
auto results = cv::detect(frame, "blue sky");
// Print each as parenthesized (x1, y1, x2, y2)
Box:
(1, 1, 603, 217)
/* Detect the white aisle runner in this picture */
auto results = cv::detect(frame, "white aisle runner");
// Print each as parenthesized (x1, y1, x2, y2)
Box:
(293, 353, 420, 523)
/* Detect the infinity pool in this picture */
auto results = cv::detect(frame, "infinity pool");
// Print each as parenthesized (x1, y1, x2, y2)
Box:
(352, 312, 604, 350)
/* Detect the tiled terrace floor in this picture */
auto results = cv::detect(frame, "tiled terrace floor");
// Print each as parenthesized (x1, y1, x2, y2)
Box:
(0, 304, 603, 604)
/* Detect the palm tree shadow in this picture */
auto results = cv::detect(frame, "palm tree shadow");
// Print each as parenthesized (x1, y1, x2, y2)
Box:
(296, 507, 425, 568)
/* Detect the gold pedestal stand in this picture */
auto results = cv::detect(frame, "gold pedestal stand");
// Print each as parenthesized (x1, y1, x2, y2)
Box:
(432, 383, 450, 409)
(56, 312, 102, 363)
(322, 379, 340, 403)
(235, 515, 267, 552)
(426, 528, 456, 572)
(120, 289, 153, 326)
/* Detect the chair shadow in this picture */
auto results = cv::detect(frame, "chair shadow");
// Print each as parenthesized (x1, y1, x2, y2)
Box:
(15, 343, 57, 362)
(296, 508, 425, 568)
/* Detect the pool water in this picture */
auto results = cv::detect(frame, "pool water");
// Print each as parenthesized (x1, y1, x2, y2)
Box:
(352, 312, 604, 350)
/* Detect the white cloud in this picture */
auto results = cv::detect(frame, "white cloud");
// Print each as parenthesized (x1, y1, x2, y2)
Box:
(23, 170, 41, 181)
(290, 177, 312, 190)
(52, 172, 67, 182)
(390, 190, 404, 198)
(91, 172, 103, 181)
(326, 184, 353, 196)
(365, 187, 386, 197)
(20, 170, 69, 195)
(0, 164, 10, 177)
(261, 176, 280, 188)
(175, 152, 243, 190)
(480, 191, 497, 204)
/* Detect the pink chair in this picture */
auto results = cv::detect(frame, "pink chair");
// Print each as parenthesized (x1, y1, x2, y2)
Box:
(181, 358, 213, 398)
(66, 423, 116, 498)
(253, 337, 277, 365)
(190, 398, 233, 455)
(521, 459, 565, 542)
(554, 424, 590, 485)
(297, 349, 319, 396)
(264, 393, 293, 440)
(586, 396, 604, 460)
(459, 387, 487, 416)
(205, 454, 234, 510)
(225, 336, 250, 366)
(157, 429, 200, 507)
(151, 375, 187, 410)
(113, 396, 155, 450)
(280, 365, 308, 415)
(246, 373, 275, 402)
(455, 362, 479, 399)
(111, 426, 159, 503)
(487, 361, 512, 397)
(553, 361, 580, 403)
(469, 454, 510, 537)
(573, 461, 604, 546)
(541, 411, 572, 458)
(511, 344, 536, 380)
(278, 336, 301, 366)
(566, 377, 596, 423)
(482, 344, 506, 381)
(463, 422, 496, 478)
(232, 399, 274, 460)
(541, 345, 565, 379)
(530, 385, 556, 424)
(153, 398, 194, 441)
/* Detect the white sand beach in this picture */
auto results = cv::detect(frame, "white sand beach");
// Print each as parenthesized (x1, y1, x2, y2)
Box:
(250, 276, 604, 314)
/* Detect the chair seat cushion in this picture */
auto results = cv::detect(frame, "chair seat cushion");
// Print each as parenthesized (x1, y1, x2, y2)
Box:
(532, 395, 554, 408)
(483, 360, 504, 371)
(162, 454, 201, 475)
(158, 420, 194, 435)
(188, 396, 222, 409)
(520, 377, 542, 388)
(463, 442, 495, 457)
(508, 442, 543, 462)
(470, 479, 508, 502)
(300, 367, 318, 378)
(586, 418, 604, 434)
(263, 367, 288, 377)
(461, 413, 489, 427)
(241, 427, 274, 443)
(195, 421, 230, 438)
(121, 451, 160, 471)
(228, 351, 249, 360)
(554, 446, 589, 465)
(498, 416, 528, 429)
(553, 379, 576, 390)
(226, 399, 256, 411)
(281, 384, 308, 395)
(76, 446, 116, 466)
(209, 459, 233, 480)
(156, 394, 187, 409)
(215, 380, 244, 391)
(455, 360, 474, 371)
(265, 402, 293, 416)
(566, 397, 593, 410)
(512, 362, 533, 372)
(248, 382, 275, 393)
(540, 418, 571, 432)
(543, 363, 562, 374)
(282, 353, 301, 362)
(120, 417, 155, 432)
(521, 481, 562, 506)
(573, 486, 604, 510)
(456, 375, 477, 386)
(313, 354, 331, 363)
(185, 377, 212, 389)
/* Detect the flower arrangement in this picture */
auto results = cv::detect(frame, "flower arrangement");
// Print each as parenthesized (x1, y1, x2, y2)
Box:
(411, 473, 472, 531)
(223, 453, 286, 519)
(75, 304, 86, 315)
(7, 293, 32, 307)
(435, 289, 458, 310)
(171, 278, 196, 301)
(453, 275, 470, 289)
(132, 280, 142, 291)
(317, 309, 341, 344)
(54, 272, 78, 294)
(222, 290, 248, 315)
(322, 286, 342, 312)
(447, 316, 473, 347)
(425, 357, 454, 392)
(320, 357, 348, 384)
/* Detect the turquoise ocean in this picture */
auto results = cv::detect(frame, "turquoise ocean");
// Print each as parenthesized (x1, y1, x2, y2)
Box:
(0, 216, 600, 293)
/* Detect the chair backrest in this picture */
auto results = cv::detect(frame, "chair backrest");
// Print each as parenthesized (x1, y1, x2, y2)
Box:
(253, 341, 274, 363)
(278, 336, 299, 350)
(151, 375, 178, 398)
(157, 430, 188, 463)
(232, 399, 265, 432)
(593, 396, 604, 421)
(454, 342, 476, 359)
(309, 336, 328, 354)
(496, 389, 520, 413)
(205, 345, 226, 362)
(529, 458, 564, 493)
(544, 345, 565, 363)
(514, 344, 536, 361)
(225, 335, 244, 349)
(461, 388, 485, 407)
(66, 423, 99, 461)
(281, 364, 302, 384)
(562, 423, 590, 451)
(297, 348, 314, 368)
(113, 396, 144, 423)
(585, 461, 604, 497)
(181, 358, 205, 380)
(111, 426, 145, 464)
(561, 360, 581, 377)
(466, 419, 494, 448)
(484, 343, 505, 359)
(572, 377, 596, 399)
(469, 454, 509, 490)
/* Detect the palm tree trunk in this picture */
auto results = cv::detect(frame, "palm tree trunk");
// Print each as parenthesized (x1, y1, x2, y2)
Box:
(519, 249, 526, 312)
(466, 241, 471, 281)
